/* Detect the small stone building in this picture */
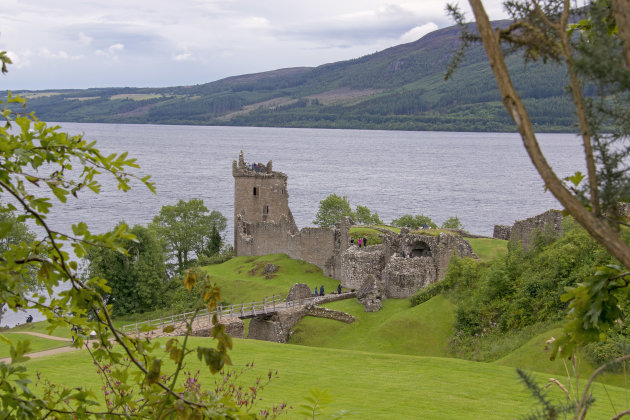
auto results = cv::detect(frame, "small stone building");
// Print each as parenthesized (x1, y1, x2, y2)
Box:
(341, 228, 477, 302)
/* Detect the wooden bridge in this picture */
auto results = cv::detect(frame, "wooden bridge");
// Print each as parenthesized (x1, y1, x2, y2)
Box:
(121, 293, 326, 336)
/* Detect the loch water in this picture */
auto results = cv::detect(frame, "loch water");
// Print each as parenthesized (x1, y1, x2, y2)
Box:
(2, 123, 584, 327)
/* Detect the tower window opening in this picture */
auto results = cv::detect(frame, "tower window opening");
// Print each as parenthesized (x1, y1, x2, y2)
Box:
(263, 205, 269, 215)
(253, 187, 258, 196)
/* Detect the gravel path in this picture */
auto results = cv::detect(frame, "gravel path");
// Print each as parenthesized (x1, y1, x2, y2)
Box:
(0, 332, 80, 363)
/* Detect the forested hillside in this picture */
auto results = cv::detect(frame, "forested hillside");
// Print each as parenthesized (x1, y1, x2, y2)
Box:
(11, 21, 577, 132)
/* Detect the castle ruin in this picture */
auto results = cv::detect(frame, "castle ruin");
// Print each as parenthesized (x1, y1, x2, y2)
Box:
(233, 151, 349, 279)
(233, 151, 476, 304)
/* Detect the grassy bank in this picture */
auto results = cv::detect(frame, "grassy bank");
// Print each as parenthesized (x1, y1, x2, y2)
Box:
(12, 337, 630, 419)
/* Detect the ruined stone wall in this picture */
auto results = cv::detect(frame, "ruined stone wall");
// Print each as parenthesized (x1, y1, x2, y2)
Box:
(388, 232, 475, 281)
(509, 209, 563, 251)
(287, 227, 339, 277)
(382, 256, 437, 298)
(340, 245, 386, 290)
(247, 307, 307, 343)
(342, 231, 476, 301)
(194, 317, 245, 339)
(493, 225, 512, 240)
(235, 215, 349, 278)
(306, 306, 355, 323)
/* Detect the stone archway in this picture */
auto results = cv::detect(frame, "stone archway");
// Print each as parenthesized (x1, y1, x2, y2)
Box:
(410, 241, 432, 258)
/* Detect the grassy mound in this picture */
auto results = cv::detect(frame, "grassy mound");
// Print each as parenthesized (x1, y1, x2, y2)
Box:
(290, 295, 454, 357)
(203, 253, 339, 304)
(467, 237, 508, 261)
(349, 226, 385, 245)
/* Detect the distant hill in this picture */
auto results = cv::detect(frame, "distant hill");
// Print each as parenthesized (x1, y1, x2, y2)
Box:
(12, 21, 576, 132)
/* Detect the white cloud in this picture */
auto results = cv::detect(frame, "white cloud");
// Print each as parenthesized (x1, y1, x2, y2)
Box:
(6, 50, 31, 69)
(173, 52, 193, 61)
(95, 43, 125, 58)
(78, 32, 93, 46)
(399, 23, 439, 44)
(236, 16, 271, 30)
(39, 48, 81, 60)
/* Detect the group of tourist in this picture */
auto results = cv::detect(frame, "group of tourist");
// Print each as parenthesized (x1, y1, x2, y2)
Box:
(249, 162, 266, 172)
(313, 284, 344, 297)
(350, 236, 368, 248)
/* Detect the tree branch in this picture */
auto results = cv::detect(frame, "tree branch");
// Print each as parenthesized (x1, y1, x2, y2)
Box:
(612, 0, 630, 68)
(468, 0, 630, 269)
(557, 0, 601, 217)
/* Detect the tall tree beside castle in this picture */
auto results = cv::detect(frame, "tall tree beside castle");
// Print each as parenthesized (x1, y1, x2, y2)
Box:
(149, 199, 227, 273)
(313, 194, 353, 228)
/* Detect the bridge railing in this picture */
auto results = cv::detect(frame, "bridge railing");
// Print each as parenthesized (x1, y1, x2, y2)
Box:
(122, 294, 284, 335)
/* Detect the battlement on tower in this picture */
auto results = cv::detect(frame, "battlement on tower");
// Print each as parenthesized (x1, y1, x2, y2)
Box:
(232, 150, 283, 179)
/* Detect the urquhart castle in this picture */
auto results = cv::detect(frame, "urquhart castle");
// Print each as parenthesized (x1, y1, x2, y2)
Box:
(233, 151, 482, 310)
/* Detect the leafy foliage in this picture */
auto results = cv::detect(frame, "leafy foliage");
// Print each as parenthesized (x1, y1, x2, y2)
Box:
(441, 216, 464, 230)
(149, 198, 227, 273)
(448, 0, 630, 362)
(354, 205, 382, 225)
(313, 194, 353, 227)
(0, 86, 256, 418)
(391, 214, 437, 229)
(516, 368, 579, 420)
(299, 388, 350, 420)
(417, 219, 630, 360)
(86, 223, 167, 316)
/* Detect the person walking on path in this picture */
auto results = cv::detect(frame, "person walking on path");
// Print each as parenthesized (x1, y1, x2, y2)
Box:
(314, 287, 318, 297)
(337, 284, 342, 294)
(320, 285, 324, 296)
(363, 237, 368, 248)
(358, 238, 363, 248)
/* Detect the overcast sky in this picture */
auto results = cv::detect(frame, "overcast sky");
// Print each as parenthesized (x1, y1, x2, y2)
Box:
(0, 1, 507, 90)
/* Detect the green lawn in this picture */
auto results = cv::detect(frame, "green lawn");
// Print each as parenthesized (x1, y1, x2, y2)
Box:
(202, 254, 338, 304)
(467, 237, 508, 261)
(373, 224, 401, 234)
(349, 226, 385, 245)
(9, 321, 73, 339)
(11, 337, 630, 419)
(0, 333, 69, 358)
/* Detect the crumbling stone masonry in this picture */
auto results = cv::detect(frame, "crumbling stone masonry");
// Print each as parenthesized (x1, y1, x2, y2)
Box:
(509, 209, 563, 251)
(342, 229, 477, 307)
(493, 225, 512, 240)
(285, 283, 313, 301)
(233, 151, 350, 278)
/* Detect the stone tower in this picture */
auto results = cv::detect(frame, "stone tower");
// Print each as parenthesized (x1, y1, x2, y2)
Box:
(232, 151, 297, 251)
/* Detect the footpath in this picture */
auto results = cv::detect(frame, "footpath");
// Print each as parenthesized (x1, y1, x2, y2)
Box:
(0, 331, 76, 363)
